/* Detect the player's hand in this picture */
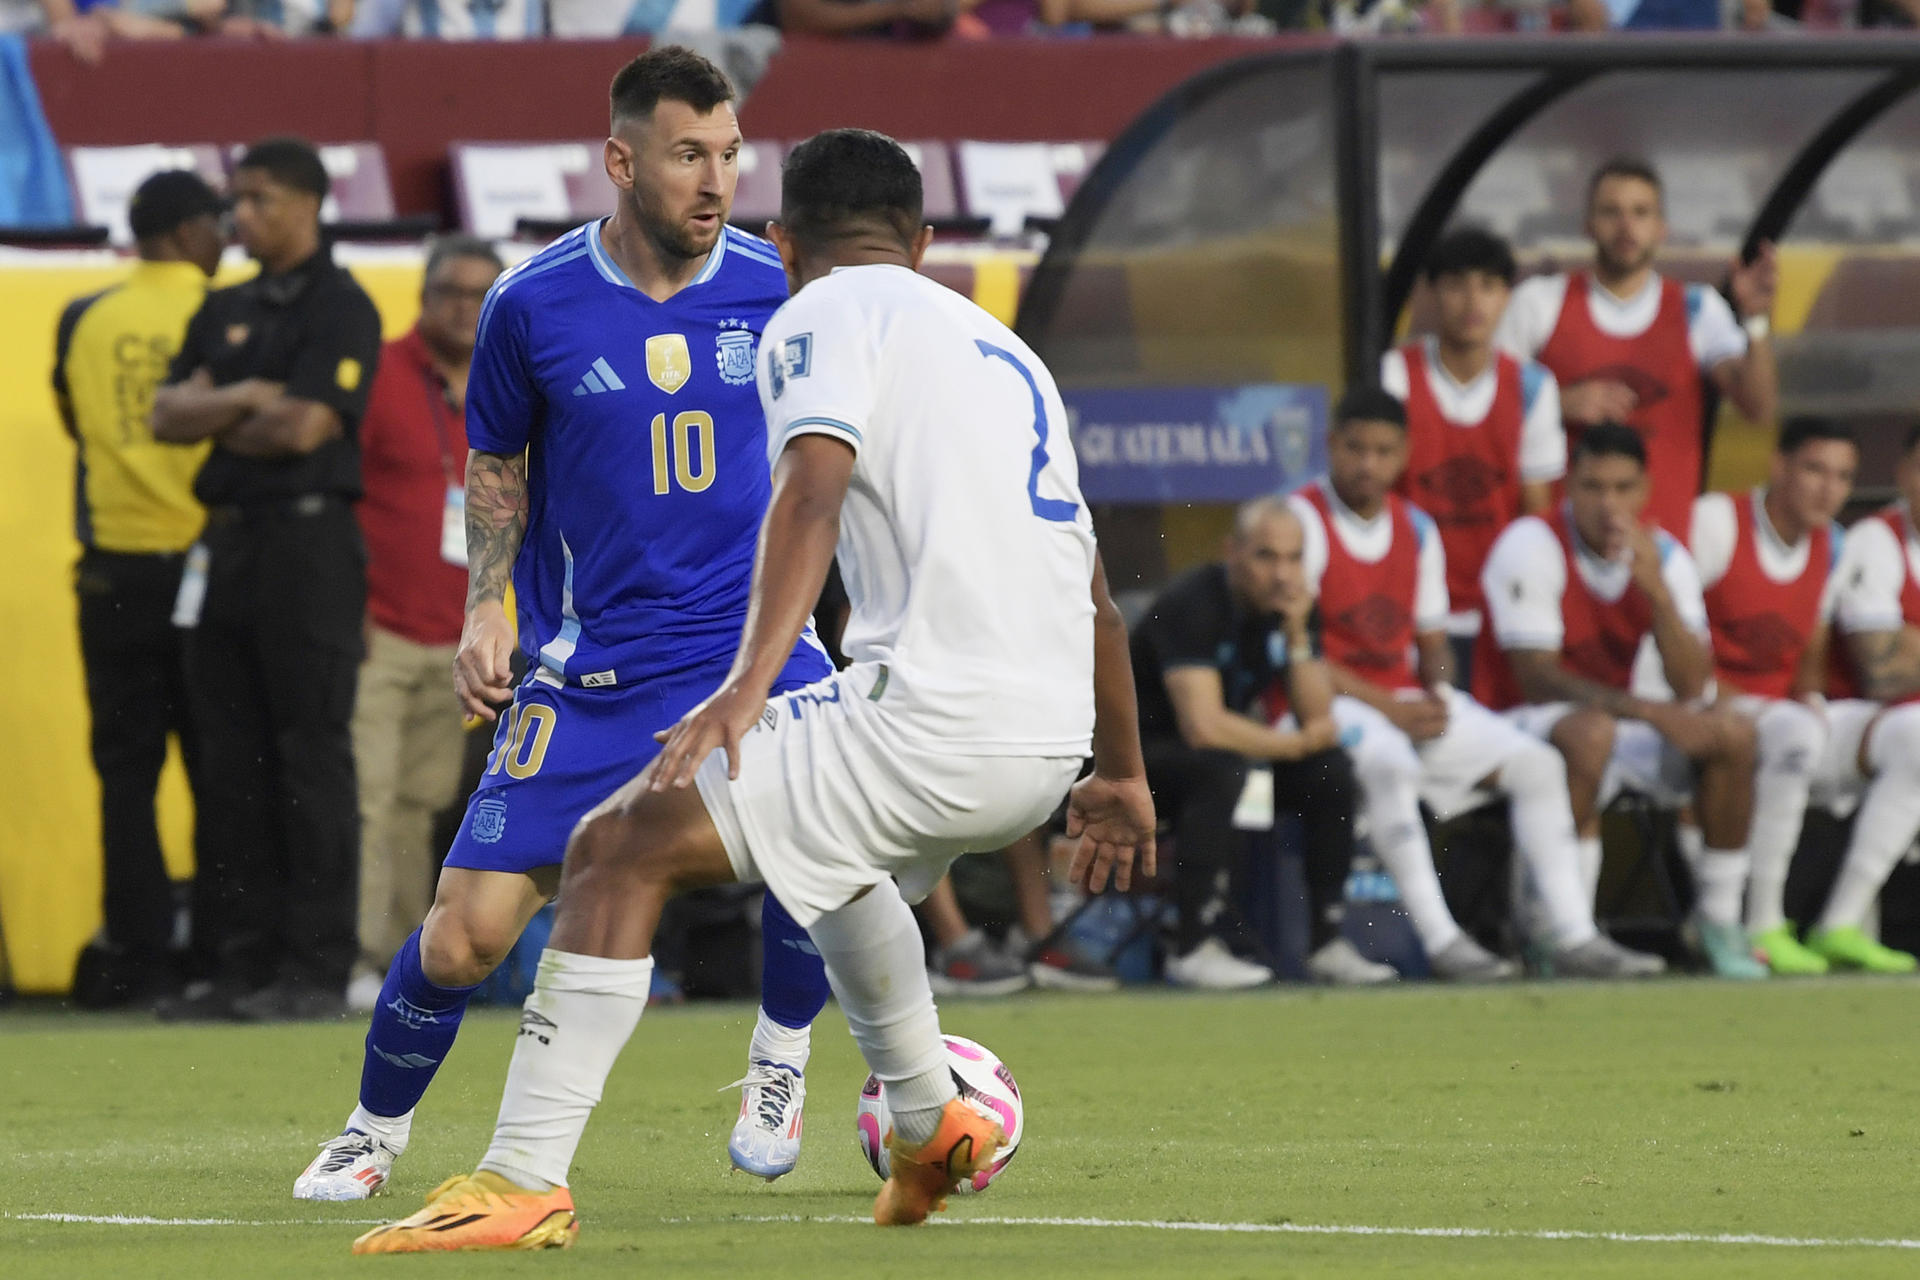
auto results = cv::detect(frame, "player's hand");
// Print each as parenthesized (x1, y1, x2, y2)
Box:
(1386, 692, 1449, 743)
(1561, 378, 1638, 426)
(1730, 240, 1778, 324)
(1065, 772, 1156, 894)
(1625, 524, 1669, 599)
(649, 680, 767, 791)
(454, 599, 515, 720)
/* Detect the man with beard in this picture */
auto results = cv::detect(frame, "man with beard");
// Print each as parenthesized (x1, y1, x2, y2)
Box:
(1495, 157, 1778, 537)
(290, 48, 839, 1202)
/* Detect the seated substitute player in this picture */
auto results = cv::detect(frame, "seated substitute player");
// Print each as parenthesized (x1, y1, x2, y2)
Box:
(294, 48, 839, 1201)
(1688, 419, 1856, 975)
(1382, 227, 1563, 678)
(1290, 389, 1661, 980)
(1132, 494, 1391, 989)
(1801, 426, 1920, 973)
(1475, 424, 1764, 978)
(351, 128, 1157, 1252)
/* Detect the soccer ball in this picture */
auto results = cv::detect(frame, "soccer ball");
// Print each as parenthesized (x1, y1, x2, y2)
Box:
(854, 1035, 1023, 1193)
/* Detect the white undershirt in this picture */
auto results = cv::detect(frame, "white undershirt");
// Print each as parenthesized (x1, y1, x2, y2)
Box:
(1495, 272, 1747, 375)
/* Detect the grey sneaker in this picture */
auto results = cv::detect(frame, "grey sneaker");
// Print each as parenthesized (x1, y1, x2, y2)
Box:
(1307, 937, 1398, 986)
(1008, 926, 1121, 993)
(1427, 935, 1519, 982)
(1553, 934, 1667, 979)
(928, 929, 1031, 998)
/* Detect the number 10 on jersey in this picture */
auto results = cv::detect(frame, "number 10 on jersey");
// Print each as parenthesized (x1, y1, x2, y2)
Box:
(652, 411, 716, 495)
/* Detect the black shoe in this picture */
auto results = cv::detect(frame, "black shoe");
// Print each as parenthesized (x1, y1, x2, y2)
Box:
(230, 979, 346, 1023)
(72, 943, 181, 1010)
(155, 977, 251, 1023)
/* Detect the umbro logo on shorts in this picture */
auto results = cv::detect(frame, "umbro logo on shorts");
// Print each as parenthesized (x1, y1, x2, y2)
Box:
(571, 357, 628, 397)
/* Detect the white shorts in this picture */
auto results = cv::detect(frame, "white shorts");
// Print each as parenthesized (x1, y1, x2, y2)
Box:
(1325, 688, 1541, 822)
(1504, 702, 1694, 808)
(695, 666, 1082, 928)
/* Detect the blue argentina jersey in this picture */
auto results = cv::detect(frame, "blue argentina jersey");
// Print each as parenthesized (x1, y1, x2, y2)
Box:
(468, 222, 823, 688)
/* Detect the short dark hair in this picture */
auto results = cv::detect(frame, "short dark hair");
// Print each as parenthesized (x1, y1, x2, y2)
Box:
(235, 136, 329, 200)
(609, 46, 734, 129)
(1588, 156, 1662, 210)
(780, 129, 923, 249)
(1333, 385, 1407, 433)
(1778, 417, 1856, 456)
(1423, 226, 1515, 286)
(424, 233, 503, 283)
(1571, 421, 1647, 469)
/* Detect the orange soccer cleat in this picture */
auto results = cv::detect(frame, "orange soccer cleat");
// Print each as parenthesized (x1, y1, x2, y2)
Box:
(349, 1170, 578, 1255)
(872, 1098, 1006, 1227)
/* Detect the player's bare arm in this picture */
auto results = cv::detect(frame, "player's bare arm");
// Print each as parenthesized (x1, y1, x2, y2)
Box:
(1794, 622, 1832, 704)
(1281, 598, 1342, 756)
(1507, 647, 1651, 722)
(1163, 667, 1324, 763)
(1846, 626, 1920, 703)
(1626, 525, 1709, 700)
(150, 368, 282, 442)
(455, 446, 528, 720)
(1066, 550, 1156, 894)
(651, 433, 855, 790)
(1714, 240, 1779, 424)
(1416, 630, 1455, 690)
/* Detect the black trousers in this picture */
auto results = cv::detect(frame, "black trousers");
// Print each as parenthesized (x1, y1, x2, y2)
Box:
(76, 548, 202, 953)
(183, 500, 365, 989)
(1144, 739, 1359, 954)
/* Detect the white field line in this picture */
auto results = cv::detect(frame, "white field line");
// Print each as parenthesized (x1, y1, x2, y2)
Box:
(6, 1210, 1919, 1250)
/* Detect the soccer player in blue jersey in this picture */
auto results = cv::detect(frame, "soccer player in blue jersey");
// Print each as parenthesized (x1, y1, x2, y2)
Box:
(294, 48, 833, 1201)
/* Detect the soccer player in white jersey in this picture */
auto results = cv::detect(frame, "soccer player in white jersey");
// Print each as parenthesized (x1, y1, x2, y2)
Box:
(1800, 425, 1920, 974)
(351, 129, 1157, 1253)
(1687, 420, 1855, 974)
(1288, 389, 1661, 980)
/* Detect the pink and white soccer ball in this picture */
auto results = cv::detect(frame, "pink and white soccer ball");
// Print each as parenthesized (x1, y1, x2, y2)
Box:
(854, 1035, 1024, 1193)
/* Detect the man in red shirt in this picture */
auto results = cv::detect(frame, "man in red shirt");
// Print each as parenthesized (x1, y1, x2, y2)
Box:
(1687, 420, 1855, 974)
(1384, 227, 1562, 680)
(349, 236, 504, 1004)
(1496, 157, 1778, 537)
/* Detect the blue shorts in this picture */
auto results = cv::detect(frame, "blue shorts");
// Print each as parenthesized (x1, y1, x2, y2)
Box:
(445, 651, 832, 876)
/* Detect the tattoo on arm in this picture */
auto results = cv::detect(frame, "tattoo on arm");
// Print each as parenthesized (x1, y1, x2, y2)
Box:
(1508, 649, 1644, 719)
(466, 448, 528, 609)
(1850, 628, 1920, 702)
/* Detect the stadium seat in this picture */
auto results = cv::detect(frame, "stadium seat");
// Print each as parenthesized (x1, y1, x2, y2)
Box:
(450, 141, 617, 240)
(1051, 141, 1104, 207)
(957, 141, 1065, 238)
(67, 144, 228, 245)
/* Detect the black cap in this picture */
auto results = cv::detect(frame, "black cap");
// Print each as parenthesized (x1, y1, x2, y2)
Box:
(128, 170, 224, 240)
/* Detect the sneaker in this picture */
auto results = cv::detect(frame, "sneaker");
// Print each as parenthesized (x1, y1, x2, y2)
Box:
(872, 1097, 1005, 1227)
(1806, 924, 1920, 974)
(231, 978, 348, 1022)
(154, 977, 250, 1023)
(1307, 937, 1398, 985)
(1164, 937, 1273, 990)
(350, 1170, 577, 1254)
(725, 1062, 806, 1181)
(294, 1130, 399, 1201)
(1691, 915, 1769, 980)
(1010, 927, 1121, 993)
(928, 929, 1031, 998)
(1750, 924, 1829, 976)
(346, 970, 385, 1013)
(1427, 935, 1519, 982)
(1552, 934, 1667, 979)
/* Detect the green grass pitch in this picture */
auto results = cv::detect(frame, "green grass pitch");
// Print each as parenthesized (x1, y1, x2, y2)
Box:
(5, 979, 1919, 1278)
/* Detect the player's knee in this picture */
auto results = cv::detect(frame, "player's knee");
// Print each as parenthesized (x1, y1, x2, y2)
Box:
(1710, 709, 1759, 770)
(1352, 740, 1420, 793)
(1760, 702, 1825, 778)
(1550, 708, 1616, 782)
(1871, 706, 1920, 777)
(419, 906, 512, 987)
(1498, 738, 1569, 796)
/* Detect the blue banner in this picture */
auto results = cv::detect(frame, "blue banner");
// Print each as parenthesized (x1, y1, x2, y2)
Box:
(1062, 384, 1327, 504)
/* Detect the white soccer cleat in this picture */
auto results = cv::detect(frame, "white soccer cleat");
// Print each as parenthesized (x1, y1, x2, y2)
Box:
(725, 1062, 806, 1181)
(293, 1130, 399, 1201)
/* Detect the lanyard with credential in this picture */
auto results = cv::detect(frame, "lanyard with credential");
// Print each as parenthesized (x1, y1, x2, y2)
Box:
(425, 365, 469, 568)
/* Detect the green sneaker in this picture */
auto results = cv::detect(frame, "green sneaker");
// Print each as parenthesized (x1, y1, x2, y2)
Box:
(1692, 916, 1769, 980)
(1750, 924, 1829, 976)
(1806, 925, 1919, 974)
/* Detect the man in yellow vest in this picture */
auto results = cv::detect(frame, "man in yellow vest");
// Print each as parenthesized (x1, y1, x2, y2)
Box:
(53, 169, 225, 1008)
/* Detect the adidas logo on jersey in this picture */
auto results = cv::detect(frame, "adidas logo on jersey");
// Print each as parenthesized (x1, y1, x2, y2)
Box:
(571, 357, 628, 397)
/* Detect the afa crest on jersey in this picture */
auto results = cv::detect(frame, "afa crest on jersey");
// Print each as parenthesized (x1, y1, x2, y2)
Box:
(716, 318, 757, 386)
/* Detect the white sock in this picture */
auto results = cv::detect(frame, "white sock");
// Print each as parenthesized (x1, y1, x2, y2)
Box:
(748, 1007, 812, 1074)
(1358, 770, 1462, 954)
(346, 1104, 412, 1153)
(805, 881, 955, 1147)
(1693, 849, 1750, 927)
(477, 949, 654, 1192)
(1675, 823, 1706, 879)
(1576, 837, 1603, 908)
(1744, 702, 1822, 933)
(1501, 743, 1598, 948)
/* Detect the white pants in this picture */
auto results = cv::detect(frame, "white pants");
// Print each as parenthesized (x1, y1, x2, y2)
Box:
(1808, 700, 1920, 930)
(697, 665, 1082, 928)
(1505, 702, 1696, 809)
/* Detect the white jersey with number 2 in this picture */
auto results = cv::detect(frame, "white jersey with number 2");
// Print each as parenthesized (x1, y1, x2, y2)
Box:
(756, 263, 1096, 758)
